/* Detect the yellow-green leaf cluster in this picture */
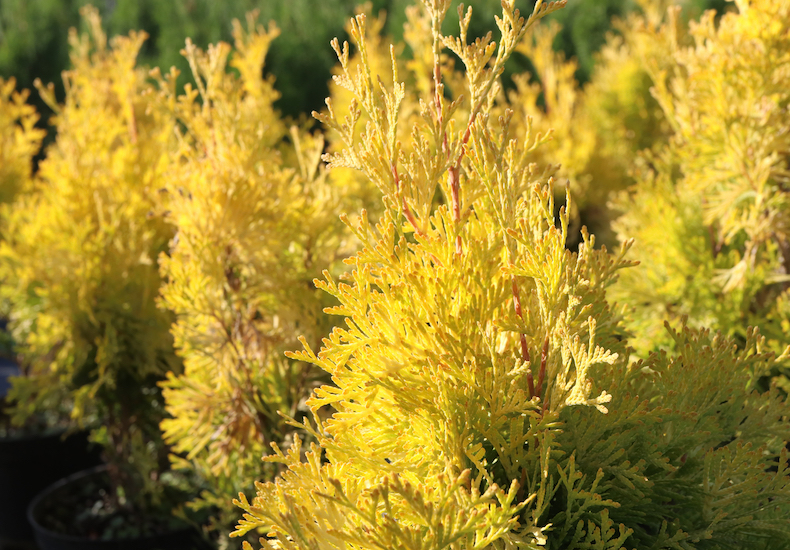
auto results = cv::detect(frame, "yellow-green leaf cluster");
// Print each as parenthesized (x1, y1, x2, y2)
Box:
(235, 1, 790, 549)
(155, 13, 364, 540)
(611, 0, 790, 387)
(0, 6, 179, 508)
(503, 0, 678, 245)
(0, 77, 45, 337)
(0, 77, 44, 208)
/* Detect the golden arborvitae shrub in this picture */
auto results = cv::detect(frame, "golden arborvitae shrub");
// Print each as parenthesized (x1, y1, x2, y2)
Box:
(154, 13, 362, 542)
(0, 78, 45, 208)
(611, 0, 790, 388)
(0, 6, 180, 509)
(506, 20, 596, 214)
(320, 2, 460, 224)
(0, 77, 45, 346)
(577, 1, 677, 206)
(504, 0, 681, 246)
(323, 1, 673, 247)
(233, 1, 790, 549)
(0, 77, 46, 429)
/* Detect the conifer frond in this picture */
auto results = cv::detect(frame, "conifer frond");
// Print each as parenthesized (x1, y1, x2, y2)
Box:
(2, 5, 180, 509)
(611, 0, 790, 387)
(152, 11, 365, 537)
(235, 2, 790, 549)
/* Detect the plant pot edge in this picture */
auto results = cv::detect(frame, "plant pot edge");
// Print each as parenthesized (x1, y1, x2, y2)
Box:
(27, 464, 201, 550)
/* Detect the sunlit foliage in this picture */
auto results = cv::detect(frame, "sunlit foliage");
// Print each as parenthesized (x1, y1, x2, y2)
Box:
(233, 2, 790, 549)
(0, 6, 180, 510)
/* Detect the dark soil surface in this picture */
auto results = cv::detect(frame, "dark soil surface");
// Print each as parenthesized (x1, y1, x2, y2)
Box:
(35, 471, 186, 541)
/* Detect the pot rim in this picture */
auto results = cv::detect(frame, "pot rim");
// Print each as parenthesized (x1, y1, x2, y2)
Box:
(26, 465, 191, 544)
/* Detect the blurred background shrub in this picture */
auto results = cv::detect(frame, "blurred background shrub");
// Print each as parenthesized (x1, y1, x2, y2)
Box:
(0, 0, 732, 124)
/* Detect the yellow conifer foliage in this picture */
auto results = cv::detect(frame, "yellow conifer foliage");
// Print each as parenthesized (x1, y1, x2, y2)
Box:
(322, 1, 673, 247)
(233, 2, 790, 548)
(504, 0, 678, 245)
(612, 0, 790, 380)
(0, 77, 45, 331)
(0, 6, 180, 507)
(0, 78, 45, 207)
(155, 13, 362, 538)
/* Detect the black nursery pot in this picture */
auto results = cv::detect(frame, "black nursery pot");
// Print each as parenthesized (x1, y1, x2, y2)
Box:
(0, 357, 102, 545)
(0, 427, 103, 545)
(27, 466, 204, 550)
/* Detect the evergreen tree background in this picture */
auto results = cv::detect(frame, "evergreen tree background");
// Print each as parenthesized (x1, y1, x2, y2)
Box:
(0, 0, 730, 123)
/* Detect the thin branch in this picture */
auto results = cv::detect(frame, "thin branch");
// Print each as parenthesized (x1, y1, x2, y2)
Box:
(511, 275, 534, 399)
(537, 337, 549, 409)
(392, 161, 426, 236)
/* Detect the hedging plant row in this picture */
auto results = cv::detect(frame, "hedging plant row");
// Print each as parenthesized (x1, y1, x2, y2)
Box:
(0, 1, 788, 549)
(0, 0, 729, 123)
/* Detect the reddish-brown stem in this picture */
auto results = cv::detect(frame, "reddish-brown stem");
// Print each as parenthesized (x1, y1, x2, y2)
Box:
(451, 116, 475, 174)
(449, 166, 461, 220)
(519, 334, 529, 364)
(391, 159, 444, 266)
(392, 161, 400, 189)
(511, 278, 530, 362)
(517, 465, 528, 501)
(448, 113, 477, 256)
(392, 162, 425, 237)
(461, 124, 473, 147)
(434, 63, 442, 118)
(526, 370, 536, 402)
(511, 276, 524, 315)
(536, 337, 549, 400)
(403, 197, 425, 237)
(448, 165, 463, 254)
(511, 276, 535, 399)
(454, 235, 463, 255)
(433, 57, 463, 257)
(447, 114, 476, 256)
